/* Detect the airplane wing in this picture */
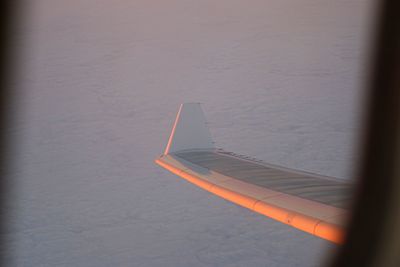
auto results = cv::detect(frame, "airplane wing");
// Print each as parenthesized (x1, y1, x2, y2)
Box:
(155, 103, 352, 244)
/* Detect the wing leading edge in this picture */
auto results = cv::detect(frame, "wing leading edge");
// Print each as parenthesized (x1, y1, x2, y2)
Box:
(155, 103, 352, 244)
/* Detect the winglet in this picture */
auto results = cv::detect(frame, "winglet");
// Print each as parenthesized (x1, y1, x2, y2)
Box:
(164, 103, 215, 155)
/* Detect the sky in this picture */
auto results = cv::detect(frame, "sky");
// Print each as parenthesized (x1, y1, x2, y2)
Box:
(5, 0, 373, 266)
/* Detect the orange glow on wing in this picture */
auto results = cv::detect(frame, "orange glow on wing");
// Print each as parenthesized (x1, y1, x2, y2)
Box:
(155, 157, 345, 244)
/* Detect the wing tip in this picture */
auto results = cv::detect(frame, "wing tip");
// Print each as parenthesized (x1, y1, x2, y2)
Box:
(164, 103, 215, 155)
